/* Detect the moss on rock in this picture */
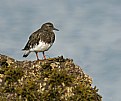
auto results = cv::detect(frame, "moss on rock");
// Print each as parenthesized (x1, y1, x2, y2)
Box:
(0, 54, 102, 101)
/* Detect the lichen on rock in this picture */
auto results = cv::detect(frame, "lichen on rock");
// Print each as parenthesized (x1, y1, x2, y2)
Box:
(0, 54, 102, 101)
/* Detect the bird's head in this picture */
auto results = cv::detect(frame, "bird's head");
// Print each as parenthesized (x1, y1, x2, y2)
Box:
(41, 22, 59, 31)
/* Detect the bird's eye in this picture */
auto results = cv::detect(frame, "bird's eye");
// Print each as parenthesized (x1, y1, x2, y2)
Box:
(49, 25, 52, 27)
(46, 24, 52, 27)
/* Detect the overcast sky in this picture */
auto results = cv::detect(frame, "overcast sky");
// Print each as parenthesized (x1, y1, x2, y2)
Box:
(0, 0, 121, 101)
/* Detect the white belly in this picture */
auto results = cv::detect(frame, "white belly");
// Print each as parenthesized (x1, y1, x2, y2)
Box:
(30, 41, 52, 52)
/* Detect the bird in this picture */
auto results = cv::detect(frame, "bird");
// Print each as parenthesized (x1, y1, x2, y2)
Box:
(22, 22, 59, 60)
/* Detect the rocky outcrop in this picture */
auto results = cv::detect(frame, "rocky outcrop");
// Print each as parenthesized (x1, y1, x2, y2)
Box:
(0, 54, 102, 101)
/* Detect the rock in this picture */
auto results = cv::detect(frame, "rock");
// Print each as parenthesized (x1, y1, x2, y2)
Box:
(0, 54, 102, 101)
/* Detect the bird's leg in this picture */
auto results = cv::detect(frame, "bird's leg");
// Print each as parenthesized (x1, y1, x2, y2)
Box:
(42, 51, 46, 59)
(35, 52, 39, 60)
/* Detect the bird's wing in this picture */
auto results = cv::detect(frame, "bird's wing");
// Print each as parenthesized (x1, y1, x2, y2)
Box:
(22, 30, 41, 50)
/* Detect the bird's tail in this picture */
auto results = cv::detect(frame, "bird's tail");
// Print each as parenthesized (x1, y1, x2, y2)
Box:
(23, 50, 31, 57)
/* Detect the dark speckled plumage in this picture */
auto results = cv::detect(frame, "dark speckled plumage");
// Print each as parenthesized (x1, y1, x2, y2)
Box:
(22, 22, 59, 60)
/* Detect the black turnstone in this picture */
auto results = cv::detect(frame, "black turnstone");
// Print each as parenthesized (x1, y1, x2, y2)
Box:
(22, 22, 59, 60)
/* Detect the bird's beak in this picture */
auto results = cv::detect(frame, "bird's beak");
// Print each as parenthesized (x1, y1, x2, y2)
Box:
(53, 28, 59, 31)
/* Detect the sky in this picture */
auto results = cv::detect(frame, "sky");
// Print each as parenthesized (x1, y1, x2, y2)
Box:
(0, 0, 121, 101)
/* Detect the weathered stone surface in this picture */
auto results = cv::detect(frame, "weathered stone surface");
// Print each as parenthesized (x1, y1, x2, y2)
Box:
(0, 54, 102, 101)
